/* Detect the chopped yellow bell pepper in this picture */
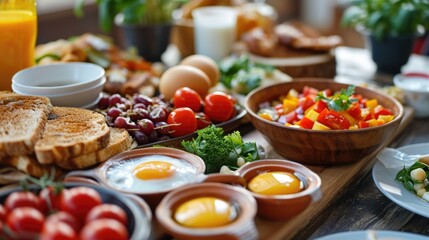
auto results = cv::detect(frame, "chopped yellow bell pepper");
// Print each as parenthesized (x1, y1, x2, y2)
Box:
(378, 114, 394, 123)
(312, 121, 331, 130)
(305, 109, 319, 122)
(283, 99, 298, 114)
(366, 99, 378, 110)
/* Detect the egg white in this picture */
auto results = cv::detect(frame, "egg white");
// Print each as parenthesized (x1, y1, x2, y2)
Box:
(106, 155, 199, 193)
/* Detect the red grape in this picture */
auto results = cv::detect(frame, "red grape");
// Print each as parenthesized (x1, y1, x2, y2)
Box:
(138, 119, 154, 135)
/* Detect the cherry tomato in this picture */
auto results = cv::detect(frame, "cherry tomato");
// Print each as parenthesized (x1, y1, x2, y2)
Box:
(167, 107, 197, 137)
(39, 221, 77, 240)
(204, 92, 235, 123)
(0, 204, 6, 221)
(195, 112, 212, 129)
(173, 87, 202, 112)
(80, 219, 128, 240)
(6, 207, 45, 239)
(39, 186, 63, 212)
(5, 191, 44, 213)
(46, 211, 81, 233)
(60, 187, 102, 221)
(85, 204, 128, 226)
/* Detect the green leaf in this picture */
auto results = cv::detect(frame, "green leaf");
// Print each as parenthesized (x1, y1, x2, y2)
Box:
(98, 0, 116, 32)
(73, 0, 86, 18)
(367, 11, 383, 29)
(341, 6, 365, 27)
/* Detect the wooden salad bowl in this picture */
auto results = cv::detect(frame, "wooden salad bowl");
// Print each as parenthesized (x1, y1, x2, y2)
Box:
(245, 79, 404, 165)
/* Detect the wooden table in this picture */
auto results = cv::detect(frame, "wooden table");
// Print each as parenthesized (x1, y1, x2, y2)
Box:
(238, 47, 429, 240)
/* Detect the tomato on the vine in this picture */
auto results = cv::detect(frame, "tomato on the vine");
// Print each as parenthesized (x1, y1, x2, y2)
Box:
(39, 186, 63, 212)
(5, 191, 44, 213)
(85, 204, 128, 226)
(80, 219, 128, 240)
(204, 92, 235, 123)
(6, 207, 45, 238)
(60, 187, 102, 221)
(173, 87, 202, 112)
(40, 221, 77, 240)
(167, 107, 197, 137)
(0, 204, 6, 221)
(45, 211, 81, 233)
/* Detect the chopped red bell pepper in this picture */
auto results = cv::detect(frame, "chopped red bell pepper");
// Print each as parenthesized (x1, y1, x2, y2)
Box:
(298, 96, 315, 111)
(303, 86, 319, 97)
(374, 107, 393, 119)
(346, 102, 362, 120)
(317, 109, 351, 130)
(313, 100, 328, 113)
(299, 117, 314, 129)
(358, 121, 370, 128)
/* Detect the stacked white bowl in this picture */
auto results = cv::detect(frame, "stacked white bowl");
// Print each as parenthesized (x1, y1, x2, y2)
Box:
(12, 62, 105, 109)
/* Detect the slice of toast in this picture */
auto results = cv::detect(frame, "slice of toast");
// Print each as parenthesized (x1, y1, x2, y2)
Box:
(57, 128, 133, 170)
(35, 107, 110, 165)
(0, 155, 62, 178)
(0, 92, 52, 158)
(1, 128, 132, 177)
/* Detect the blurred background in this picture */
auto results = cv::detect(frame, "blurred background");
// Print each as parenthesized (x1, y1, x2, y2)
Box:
(36, 0, 428, 55)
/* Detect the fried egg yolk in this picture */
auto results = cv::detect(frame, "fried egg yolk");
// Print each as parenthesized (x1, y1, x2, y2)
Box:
(248, 171, 303, 195)
(133, 161, 176, 180)
(174, 197, 237, 228)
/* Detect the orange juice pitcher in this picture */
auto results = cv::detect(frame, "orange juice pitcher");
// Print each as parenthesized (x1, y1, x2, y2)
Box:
(0, 0, 37, 91)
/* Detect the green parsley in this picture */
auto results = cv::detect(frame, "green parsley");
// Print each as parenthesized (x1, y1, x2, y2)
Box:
(181, 125, 260, 173)
(315, 85, 357, 112)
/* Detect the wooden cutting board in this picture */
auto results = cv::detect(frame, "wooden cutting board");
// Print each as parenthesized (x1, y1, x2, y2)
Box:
(242, 107, 414, 240)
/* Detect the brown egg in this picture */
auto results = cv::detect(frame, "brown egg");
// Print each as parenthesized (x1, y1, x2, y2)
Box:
(159, 65, 211, 100)
(180, 55, 219, 87)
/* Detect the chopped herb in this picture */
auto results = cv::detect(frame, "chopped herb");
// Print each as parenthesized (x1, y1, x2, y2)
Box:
(315, 85, 357, 112)
(220, 55, 275, 95)
(181, 125, 260, 173)
(396, 161, 429, 193)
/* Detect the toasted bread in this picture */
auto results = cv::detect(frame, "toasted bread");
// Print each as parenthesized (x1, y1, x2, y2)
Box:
(57, 128, 133, 170)
(35, 107, 110, 165)
(0, 92, 52, 159)
(0, 155, 62, 178)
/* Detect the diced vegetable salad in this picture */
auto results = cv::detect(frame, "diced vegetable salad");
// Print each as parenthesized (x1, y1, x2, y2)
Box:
(257, 85, 395, 130)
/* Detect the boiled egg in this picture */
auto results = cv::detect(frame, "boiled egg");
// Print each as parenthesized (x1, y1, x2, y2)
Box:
(180, 55, 219, 87)
(106, 155, 198, 193)
(248, 171, 303, 195)
(159, 65, 211, 100)
(174, 197, 237, 228)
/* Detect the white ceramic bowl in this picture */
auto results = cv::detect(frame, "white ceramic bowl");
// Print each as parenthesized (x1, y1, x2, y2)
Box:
(12, 62, 105, 95)
(13, 77, 106, 108)
(393, 73, 429, 118)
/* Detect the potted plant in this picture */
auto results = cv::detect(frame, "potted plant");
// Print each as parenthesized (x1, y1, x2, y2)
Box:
(342, 0, 429, 74)
(74, 0, 185, 62)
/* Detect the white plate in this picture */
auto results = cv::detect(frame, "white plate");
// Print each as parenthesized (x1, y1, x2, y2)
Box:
(315, 230, 429, 240)
(372, 143, 429, 218)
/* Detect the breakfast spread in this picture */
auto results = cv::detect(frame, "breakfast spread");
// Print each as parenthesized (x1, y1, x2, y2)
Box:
(257, 85, 395, 130)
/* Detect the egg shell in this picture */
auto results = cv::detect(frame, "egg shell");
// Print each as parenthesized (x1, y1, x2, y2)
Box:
(180, 55, 220, 87)
(159, 65, 211, 100)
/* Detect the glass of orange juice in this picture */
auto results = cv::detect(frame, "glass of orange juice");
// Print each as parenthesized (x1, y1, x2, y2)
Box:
(0, 0, 37, 91)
